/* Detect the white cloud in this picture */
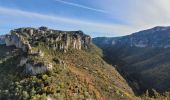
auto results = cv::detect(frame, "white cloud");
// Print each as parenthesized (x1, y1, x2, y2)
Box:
(0, 7, 137, 37)
(128, 0, 170, 26)
(98, 0, 170, 32)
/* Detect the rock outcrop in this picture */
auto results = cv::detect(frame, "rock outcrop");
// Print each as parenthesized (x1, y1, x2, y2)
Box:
(25, 61, 53, 75)
(5, 33, 32, 53)
(5, 26, 92, 75)
(5, 26, 92, 53)
(19, 55, 53, 75)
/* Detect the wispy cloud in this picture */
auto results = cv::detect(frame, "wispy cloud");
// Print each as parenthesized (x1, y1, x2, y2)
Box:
(54, 0, 108, 14)
(100, 0, 170, 31)
(0, 7, 137, 36)
(1, 0, 170, 37)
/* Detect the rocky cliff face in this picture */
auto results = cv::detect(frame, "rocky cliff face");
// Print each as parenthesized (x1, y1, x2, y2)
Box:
(4, 27, 92, 75)
(5, 26, 92, 53)
(19, 54, 53, 75)
(94, 26, 170, 48)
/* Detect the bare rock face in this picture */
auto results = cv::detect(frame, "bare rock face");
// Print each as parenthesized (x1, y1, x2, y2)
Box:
(5, 26, 92, 75)
(45, 30, 92, 52)
(5, 35, 15, 46)
(25, 62, 53, 75)
(5, 32, 32, 53)
(19, 56, 53, 75)
(5, 26, 92, 53)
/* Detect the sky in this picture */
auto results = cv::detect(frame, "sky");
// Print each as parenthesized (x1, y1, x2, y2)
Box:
(0, 0, 170, 37)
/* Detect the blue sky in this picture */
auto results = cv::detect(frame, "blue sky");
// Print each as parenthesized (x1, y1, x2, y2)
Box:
(0, 0, 170, 37)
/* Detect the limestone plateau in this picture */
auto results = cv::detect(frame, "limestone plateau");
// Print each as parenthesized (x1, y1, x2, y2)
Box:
(5, 26, 92, 53)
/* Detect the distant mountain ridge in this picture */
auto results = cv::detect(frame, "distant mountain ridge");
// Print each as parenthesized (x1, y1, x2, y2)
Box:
(93, 26, 170, 98)
(94, 26, 170, 48)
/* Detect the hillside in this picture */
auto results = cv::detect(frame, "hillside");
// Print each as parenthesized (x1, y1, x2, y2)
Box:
(93, 26, 170, 99)
(0, 27, 137, 100)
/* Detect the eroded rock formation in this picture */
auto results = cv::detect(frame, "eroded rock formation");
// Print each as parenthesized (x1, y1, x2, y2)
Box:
(25, 61, 53, 75)
(19, 55, 53, 75)
(5, 26, 92, 53)
(4, 26, 92, 75)
(5, 33, 32, 53)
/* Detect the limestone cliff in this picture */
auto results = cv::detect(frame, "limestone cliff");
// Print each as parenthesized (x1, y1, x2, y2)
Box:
(4, 26, 92, 75)
(5, 26, 92, 53)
